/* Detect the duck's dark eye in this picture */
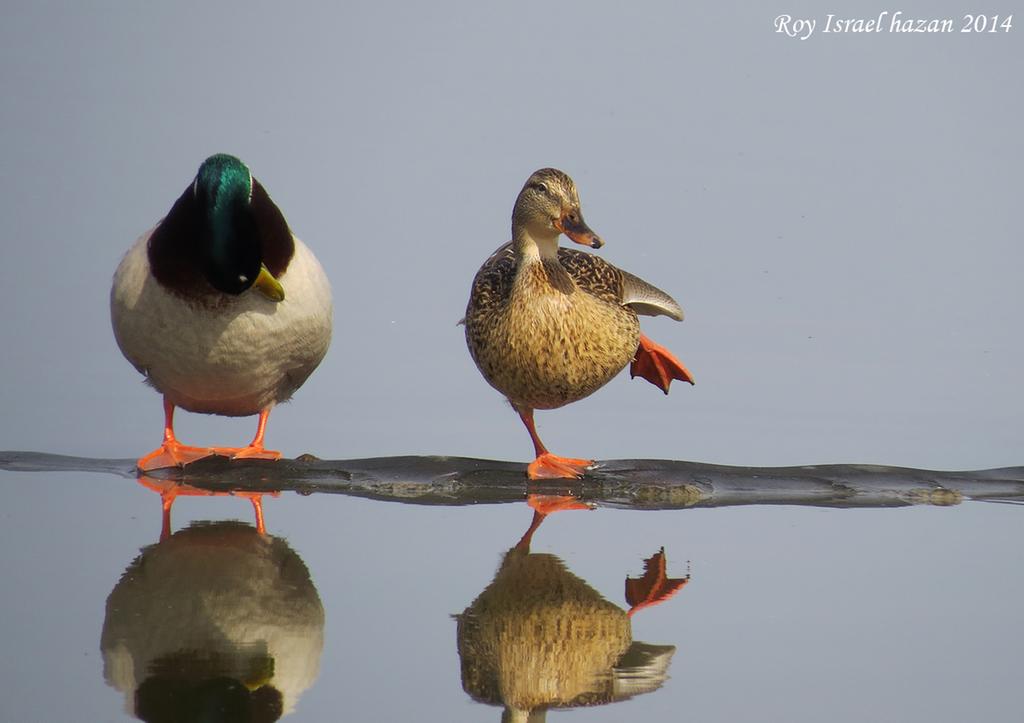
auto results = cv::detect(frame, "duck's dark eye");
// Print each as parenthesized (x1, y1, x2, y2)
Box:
(531, 182, 549, 195)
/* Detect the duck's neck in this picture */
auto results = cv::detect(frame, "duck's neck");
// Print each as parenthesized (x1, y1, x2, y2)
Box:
(512, 226, 560, 264)
(511, 227, 575, 295)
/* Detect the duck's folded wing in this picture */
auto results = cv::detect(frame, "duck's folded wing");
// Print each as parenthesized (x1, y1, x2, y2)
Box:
(463, 241, 517, 325)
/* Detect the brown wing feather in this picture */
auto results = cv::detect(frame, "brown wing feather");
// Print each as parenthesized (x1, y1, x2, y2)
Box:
(466, 243, 683, 322)
(557, 248, 684, 320)
(556, 247, 625, 306)
(464, 242, 516, 325)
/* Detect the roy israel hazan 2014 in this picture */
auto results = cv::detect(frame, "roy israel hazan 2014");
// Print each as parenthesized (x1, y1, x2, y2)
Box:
(774, 12, 961, 40)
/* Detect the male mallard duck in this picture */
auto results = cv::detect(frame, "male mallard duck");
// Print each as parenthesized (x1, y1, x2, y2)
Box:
(464, 168, 693, 479)
(111, 154, 332, 471)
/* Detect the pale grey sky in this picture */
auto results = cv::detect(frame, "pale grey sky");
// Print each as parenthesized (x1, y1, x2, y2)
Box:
(1, 0, 1020, 470)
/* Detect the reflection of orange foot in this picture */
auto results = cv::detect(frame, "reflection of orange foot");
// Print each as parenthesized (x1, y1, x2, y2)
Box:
(630, 333, 695, 393)
(527, 494, 593, 515)
(210, 445, 282, 462)
(527, 453, 595, 479)
(136, 476, 280, 539)
(626, 547, 690, 616)
(516, 496, 593, 549)
(138, 442, 213, 471)
(136, 476, 214, 541)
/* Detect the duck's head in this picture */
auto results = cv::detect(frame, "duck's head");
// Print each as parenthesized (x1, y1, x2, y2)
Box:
(512, 168, 603, 254)
(189, 154, 284, 301)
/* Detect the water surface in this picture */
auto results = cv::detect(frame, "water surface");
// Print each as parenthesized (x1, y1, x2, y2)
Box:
(2, 455, 1021, 722)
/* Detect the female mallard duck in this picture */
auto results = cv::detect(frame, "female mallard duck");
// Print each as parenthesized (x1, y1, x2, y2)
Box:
(111, 154, 332, 471)
(464, 168, 693, 479)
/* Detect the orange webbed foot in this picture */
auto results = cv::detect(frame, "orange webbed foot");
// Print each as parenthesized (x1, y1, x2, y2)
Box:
(212, 408, 280, 462)
(211, 445, 282, 462)
(630, 333, 695, 394)
(138, 442, 214, 471)
(527, 453, 595, 480)
(626, 547, 690, 616)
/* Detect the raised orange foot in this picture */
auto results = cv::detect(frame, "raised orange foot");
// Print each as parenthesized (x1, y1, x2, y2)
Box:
(527, 453, 595, 480)
(630, 333, 695, 393)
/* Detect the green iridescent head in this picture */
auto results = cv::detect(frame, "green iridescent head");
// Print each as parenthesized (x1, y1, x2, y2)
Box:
(192, 154, 283, 300)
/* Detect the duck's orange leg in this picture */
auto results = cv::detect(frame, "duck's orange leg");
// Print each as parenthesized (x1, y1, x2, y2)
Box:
(630, 333, 695, 394)
(138, 397, 214, 471)
(517, 407, 594, 479)
(209, 408, 282, 462)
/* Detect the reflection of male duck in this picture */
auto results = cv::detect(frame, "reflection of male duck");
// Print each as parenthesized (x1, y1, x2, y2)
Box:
(136, 474, 276, 539)
(456, 504, 688, 721)
(101, 521, 324, 721)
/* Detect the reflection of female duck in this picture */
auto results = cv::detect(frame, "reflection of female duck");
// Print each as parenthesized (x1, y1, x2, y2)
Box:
(101, 521, 323, 721)
(456, 507, 687, 721)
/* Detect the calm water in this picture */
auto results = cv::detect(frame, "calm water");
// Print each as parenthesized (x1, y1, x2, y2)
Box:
(1, 460, 1021, 722)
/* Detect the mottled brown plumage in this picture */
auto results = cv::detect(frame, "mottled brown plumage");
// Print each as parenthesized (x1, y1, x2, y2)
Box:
(465, 242, 642, 410)
(463, 169, 693, 479)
